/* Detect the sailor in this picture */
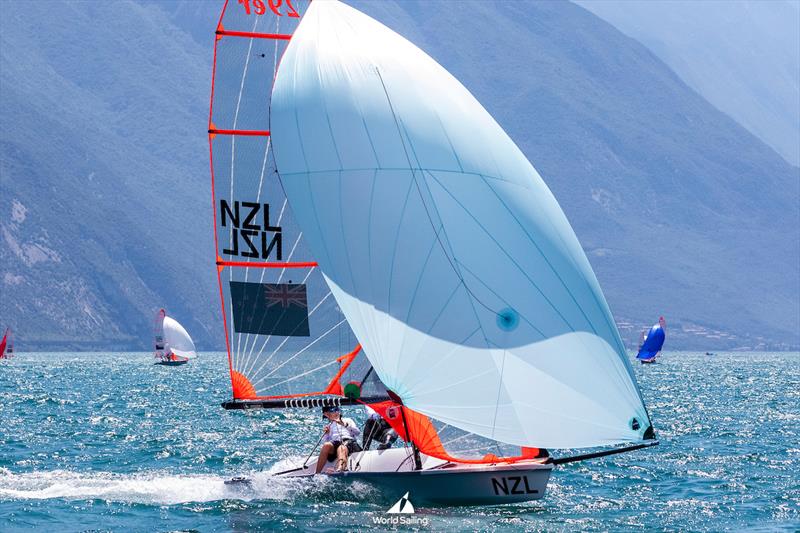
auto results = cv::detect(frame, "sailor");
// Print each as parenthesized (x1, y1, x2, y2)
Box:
(315, 405, 361, 473)
(362, 405, 398, 450)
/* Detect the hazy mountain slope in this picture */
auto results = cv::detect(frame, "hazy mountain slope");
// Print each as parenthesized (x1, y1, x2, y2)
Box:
(1, 0, 797, 350)
(0, 1, 219, 349)
(574, 0, 800, 167)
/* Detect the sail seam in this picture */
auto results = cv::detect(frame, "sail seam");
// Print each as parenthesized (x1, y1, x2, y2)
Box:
(426, 171, 578, 333)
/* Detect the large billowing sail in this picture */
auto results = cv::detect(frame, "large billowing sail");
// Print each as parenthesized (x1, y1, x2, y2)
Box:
(270, 1, 653, 448)
(208, 0, 379, 403)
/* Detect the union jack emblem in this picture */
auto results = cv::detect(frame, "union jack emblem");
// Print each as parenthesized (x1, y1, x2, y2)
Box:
(264, 283, 308, 309)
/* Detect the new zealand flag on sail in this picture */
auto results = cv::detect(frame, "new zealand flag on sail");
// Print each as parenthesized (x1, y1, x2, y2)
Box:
(229, 281, 310, 337)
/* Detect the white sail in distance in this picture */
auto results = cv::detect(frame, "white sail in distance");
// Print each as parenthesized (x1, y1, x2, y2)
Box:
(162, 315, 197, 359)
(270, 1, 652, 448)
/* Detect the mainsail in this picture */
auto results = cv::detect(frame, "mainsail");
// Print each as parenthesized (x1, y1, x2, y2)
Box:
(270, 1, 654, 449)
(208, 0, 382, 405)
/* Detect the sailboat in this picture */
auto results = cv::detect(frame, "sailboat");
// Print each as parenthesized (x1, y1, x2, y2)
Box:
(0, 328, 12, 359)
(208, 0, 657, 506)
(637, 317, 666, 364)
(153, 309, 196, 366)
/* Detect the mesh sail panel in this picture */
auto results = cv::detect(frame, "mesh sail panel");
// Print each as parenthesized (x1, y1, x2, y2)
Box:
(209, 0, 370, 401)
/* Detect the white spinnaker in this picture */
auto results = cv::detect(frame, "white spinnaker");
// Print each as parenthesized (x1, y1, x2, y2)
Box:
(270, 1, 651, 448)
(163, 316, 196, 359)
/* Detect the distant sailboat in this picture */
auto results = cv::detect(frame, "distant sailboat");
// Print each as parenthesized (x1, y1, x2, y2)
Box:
(637, 317, 667, 364)
(153, 309, 196, 366)
(0, 328, 12, 359)
(208, 0, 657, 506)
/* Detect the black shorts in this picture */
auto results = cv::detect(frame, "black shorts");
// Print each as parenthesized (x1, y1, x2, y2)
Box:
(326, 440, 361, 460)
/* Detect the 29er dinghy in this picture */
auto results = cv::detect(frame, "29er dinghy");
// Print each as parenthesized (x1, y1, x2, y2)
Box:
(209, 0, 657, 506)
(153, 309, 196, 366)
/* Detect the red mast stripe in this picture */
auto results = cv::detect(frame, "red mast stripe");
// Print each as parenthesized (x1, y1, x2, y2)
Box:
(217, 260, 318, 269)
(209, 129, 270, 136)
(216, 29, 292, 40)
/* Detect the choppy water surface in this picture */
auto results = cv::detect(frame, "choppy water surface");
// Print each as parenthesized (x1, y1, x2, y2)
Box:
(1, 352, 798, 531)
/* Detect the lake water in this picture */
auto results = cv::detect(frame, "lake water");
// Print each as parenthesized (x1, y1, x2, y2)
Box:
(1, 351, 798, 531)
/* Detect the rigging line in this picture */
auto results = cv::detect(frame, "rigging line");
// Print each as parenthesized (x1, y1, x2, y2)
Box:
(443, 444, 508, 457)
(357, 366, 374, 388)
(262, 357, 341, 391)
(239, 211, 289, 367)
(238, 11, 285, 373)
(243, 260, 315, 373)
(250, 317, 347, 388)
(241, 256, 314, 379)
(240, 231, 307, 376)
(490, 349, 507, 443)
(255, 289, 337, 377)
(230, 15, 261, 368)
(243, 137, 272, 280)
(440, 432, 473, 447)
(240, 221, 299, 367)
(246, 288, 333, 380)
(239, 218, 297, 370)
(237, 137, 273, 361)
(414, 366, 496, 397)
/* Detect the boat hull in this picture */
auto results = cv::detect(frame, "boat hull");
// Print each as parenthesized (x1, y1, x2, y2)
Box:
(154, 359, 188, 366)
(277, 447, 552, 506)
(339, 464, 552, 505)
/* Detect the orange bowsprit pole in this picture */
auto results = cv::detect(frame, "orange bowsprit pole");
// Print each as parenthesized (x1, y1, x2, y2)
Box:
(323, 345, 362, 395)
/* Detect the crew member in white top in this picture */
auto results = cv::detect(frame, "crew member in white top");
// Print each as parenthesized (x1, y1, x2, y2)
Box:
(316, 405, 361, 473)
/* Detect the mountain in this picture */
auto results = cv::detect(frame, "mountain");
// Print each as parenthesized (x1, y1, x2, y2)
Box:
(574, 0, 800, 167)
(0, 0, 219, 349)
(1, 0, 797, 351)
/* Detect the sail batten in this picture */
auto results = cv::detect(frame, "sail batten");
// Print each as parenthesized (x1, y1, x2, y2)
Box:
(270, 0, 653, 447)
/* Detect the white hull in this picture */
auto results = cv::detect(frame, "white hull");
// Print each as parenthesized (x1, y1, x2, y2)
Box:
(278, 447, 552, 506)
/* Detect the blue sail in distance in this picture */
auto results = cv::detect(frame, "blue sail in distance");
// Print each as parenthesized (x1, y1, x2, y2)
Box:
(637, 317, 666, 360)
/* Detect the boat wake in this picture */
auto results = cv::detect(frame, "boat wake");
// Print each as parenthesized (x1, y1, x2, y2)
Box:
(0, 462, 356, 505)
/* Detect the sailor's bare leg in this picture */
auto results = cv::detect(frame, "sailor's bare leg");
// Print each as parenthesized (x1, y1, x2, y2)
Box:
(336, 445, 349, 471)
(316, 442, 334, 473)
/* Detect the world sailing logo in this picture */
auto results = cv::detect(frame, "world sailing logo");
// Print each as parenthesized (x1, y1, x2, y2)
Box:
(387, 492, 414, 514)
(371, 492, 429, 527)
